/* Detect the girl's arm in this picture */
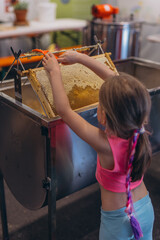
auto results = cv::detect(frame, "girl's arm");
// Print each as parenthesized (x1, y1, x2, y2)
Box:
(58, 51, 115, 80)
(42, 53, 107, 153)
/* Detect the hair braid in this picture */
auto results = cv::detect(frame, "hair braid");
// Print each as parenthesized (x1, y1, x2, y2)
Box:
(125, 128, 145, 240)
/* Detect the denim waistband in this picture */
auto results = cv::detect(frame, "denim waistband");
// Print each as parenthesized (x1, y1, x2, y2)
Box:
(101, 193, 151, 217)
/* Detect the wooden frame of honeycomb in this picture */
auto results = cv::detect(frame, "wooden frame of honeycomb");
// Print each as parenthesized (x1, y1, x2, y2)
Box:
(23, 53, 118, 118)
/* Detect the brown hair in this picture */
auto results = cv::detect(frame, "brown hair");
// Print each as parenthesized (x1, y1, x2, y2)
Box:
(99, 72, 152, 181)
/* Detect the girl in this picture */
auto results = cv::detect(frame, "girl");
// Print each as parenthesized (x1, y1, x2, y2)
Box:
(42, 51, 154, 240)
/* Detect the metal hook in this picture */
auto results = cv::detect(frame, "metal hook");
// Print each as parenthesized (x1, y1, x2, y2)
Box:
(93, 35, 105, 54)
(1, 47, 24, 83)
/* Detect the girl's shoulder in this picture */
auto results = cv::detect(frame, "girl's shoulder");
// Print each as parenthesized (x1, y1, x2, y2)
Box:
(97, 131, 114, 169)
(96, 129, 112, 155)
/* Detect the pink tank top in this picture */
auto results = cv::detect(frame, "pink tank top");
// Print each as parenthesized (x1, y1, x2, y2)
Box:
(96, 135, 143, 192)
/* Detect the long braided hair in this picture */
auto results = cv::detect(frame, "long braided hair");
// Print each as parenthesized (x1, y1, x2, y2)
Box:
(125, 127, 145, 239)
(99, 73, 152, 239)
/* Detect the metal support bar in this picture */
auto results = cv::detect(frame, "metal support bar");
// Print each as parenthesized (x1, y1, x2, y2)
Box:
(46, 129, 57, 240)
(0, 172, 9, 240)
(1, 47, 22, 83)
(94, 35, 105, 55)
(48, 154, 56, 240)
(14, 71, 22, 103)
(20, 44, 103, 59)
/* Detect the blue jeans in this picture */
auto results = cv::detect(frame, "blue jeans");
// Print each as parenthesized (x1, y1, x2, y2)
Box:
(99, 193, 154, 240)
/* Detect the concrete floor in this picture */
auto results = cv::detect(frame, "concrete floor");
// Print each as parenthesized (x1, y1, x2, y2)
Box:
(0, 182, 100, 240)
(0, 152, 160, 240)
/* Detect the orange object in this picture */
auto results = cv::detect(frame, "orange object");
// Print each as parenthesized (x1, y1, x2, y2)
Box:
(0, 45, 82, 68)
(92, 4, 119, 19)
(32, 49, 58, 59)
(32, 49, 49, 55)
(0, 55, 43, 68)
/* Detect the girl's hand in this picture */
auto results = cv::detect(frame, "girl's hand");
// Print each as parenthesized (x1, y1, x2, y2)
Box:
(42, 52, 59, 73)
(58, 50, 82, 65)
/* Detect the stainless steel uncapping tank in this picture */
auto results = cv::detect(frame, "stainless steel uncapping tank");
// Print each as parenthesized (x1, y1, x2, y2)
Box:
(1, 57, 160, 240)
(0, 57, 160, 211)
(0, 81, 98, 210)
(90, 20, 142, 60)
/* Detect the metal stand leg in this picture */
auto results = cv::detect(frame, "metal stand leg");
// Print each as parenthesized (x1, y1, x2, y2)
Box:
(45, 129, 57, 240)
(48, 176, 56, 240)
(0, 172, 9, 240)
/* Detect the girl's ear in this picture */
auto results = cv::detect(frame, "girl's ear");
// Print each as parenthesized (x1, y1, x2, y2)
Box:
(101, 110, 106, 126)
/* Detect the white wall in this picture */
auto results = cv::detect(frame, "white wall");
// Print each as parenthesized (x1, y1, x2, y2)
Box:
(101, 0, 160, 23)
(100, 0, 160, 62)
(116, 0, 160, 23)
(116, 0, 160, 62)
(0, 0, 5, 15)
